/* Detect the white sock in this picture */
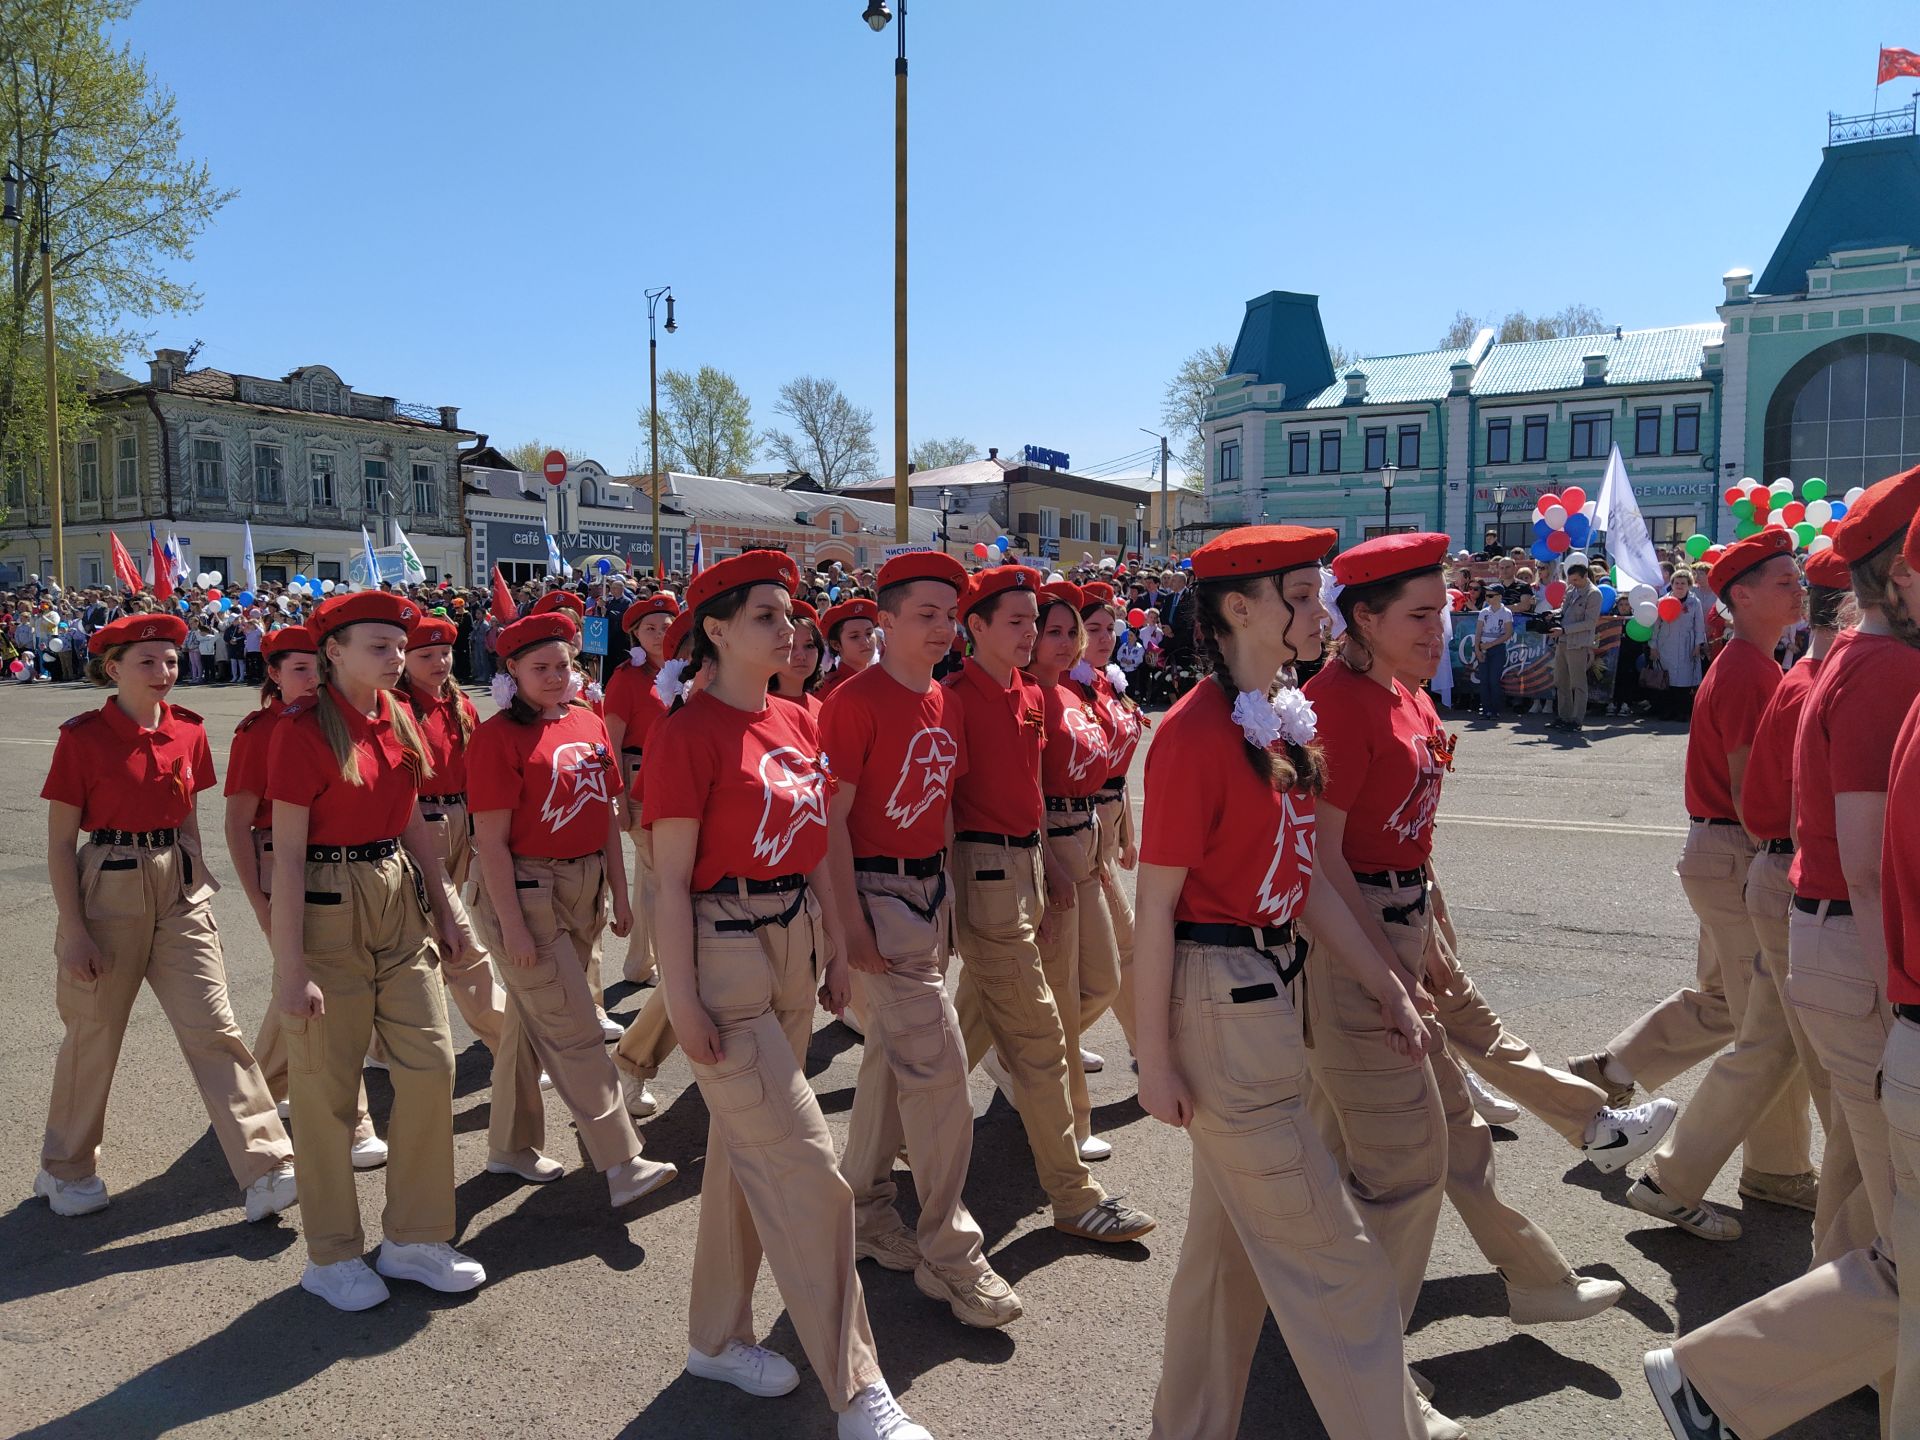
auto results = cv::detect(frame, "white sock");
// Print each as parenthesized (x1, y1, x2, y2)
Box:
(1602, 1056, 1635, 1088)
(1582, 1113, 1605, 1145)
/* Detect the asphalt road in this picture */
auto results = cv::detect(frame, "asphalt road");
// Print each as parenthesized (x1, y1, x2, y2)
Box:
(0, 679, 1875, 1440)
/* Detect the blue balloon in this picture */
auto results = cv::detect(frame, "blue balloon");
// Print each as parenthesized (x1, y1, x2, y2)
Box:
(220, 597, 233, 611)
(238, 590, 256, 606)
(828, 586, 841, 600)
(1829, 501, 1848, 521)
(1531, 539, 1556, 562)
(1179, 558, 1192, 570)
(1532, 517, 1549, 539)
(1597, 583, 1618, 611)
(1566, 513, 1592, 546)
(598, 559, 612, 574)
(292, 574, 308, 588)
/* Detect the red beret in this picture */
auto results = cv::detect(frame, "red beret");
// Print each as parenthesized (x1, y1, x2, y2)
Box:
(407, 616, 458, 648)
(960, 565, 1044, 620)
(1708, 529, 1795, 594)
(1080, 581, 1117, 609)
(791, 599, 820, 626)
(529, 590, 584, 617)
(687, 550, 799, 613)
(877, 550, 969, 593)
(822, 598, 879, 635)
(310, 591, 420, 645)
(1806, 546, 1852, 589)
(1191, 524, 1336, 583)
(620, 591, 680, 634)
(1331, 532, 1452, 588)
(1835, 463, 1920, 563)
(262, 624, 317, 659)
(89, 611, 188, 656)
(663, 609, 695, 658)
(1039, 580, 1085, 611)
(496, 611, 579, 659)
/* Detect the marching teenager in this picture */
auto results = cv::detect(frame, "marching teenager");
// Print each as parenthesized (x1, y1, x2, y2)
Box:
(1642, 465, 1920, 1440)
(816, 596, 879, 701)
(603, 590, 679, 987)
(399, 615, 509, 1055)
(465, 607, 678, 1205)
(1027, 580, 1123, 1161)
(946, 564, 1157, 1245)
(226, 625, 385, 1170)
(772, 598, 826, 716)
(1622, 532, 1824, 1240)
(266, 591, 488, 1312)
(36, 612, 298, 1224)
(1076, 580, 1146, 1062)
(1134, 525, 1426, 1440)
(646, 550, 932, 1440)
(824, 551, 1022, 1329)
(1309, 535, 1624, 1371)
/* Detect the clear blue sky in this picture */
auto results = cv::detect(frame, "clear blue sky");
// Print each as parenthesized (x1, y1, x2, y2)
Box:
(114, 0, 1920, 481)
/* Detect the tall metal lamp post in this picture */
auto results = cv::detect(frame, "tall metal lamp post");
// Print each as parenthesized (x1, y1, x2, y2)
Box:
(1492, 483, 1508, 554)
(3, 164, 63, 587)
(645, 285, 676, 577)
(1381, 461, 1398, 535)
(938, 485, 953, 555)
(861, 0, 911, 542)
(1133, 501, 1145, 561)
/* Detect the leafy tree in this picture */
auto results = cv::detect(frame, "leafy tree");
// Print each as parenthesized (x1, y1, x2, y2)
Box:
(760, 374, 877, 489)
(502, 438, 590, 473)
(1441, 303, 1608, 348)
(2, 0, 233, 510)
(1161, 341, 1232, 484)
(640, 365, 756, 478)
(910, 435, 978, 472)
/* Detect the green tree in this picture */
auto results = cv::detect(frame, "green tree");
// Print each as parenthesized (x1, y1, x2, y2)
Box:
(502, 438, 590, 474)
(761, 375, 877, 489)
(2, 0, 233, 509)
(1161, 341, 1233, 483)
(1440, 303, 1608, 348)
(640, 365, 756, 478)
(910, 435, 978, 472)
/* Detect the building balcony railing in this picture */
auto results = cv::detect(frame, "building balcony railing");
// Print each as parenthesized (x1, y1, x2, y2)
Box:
(1828, 99, 1916, 146)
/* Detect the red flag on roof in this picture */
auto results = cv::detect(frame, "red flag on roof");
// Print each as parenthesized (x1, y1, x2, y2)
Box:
(108, 532, 143, 594)
(491, 565, 517, 624)
(1879, 46, 1920, 83)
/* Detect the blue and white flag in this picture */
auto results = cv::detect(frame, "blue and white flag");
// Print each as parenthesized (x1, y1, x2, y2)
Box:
(242, 520, 259, 593)
(360, 526, 382, 589)
(1593, 444, 1662, 595)
(544, 529, 566, 577)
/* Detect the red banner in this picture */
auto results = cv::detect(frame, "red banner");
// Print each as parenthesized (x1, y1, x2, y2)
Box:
(1878, 46, 1920, 83)
(108, 532, 143, 594)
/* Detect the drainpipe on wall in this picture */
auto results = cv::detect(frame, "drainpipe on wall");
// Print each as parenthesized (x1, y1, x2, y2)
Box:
(143, 390, 176, 522)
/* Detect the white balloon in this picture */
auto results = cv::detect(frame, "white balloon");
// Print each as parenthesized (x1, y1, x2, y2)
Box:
(1629, 584, 1657, 606)
(207, 571, 222, 586)
(1048, 571, 1065, 583)
(1805, 499, 1833, 527)
(203, 602, 220, 617)
(48, 638, 64, 653)
(1769, 479, 1794, 497)
(278, 596, 293, 611)
(1808, 534, 1835, 553)
(1767, 511, 1790, 528)
(1544, 504, 1568, 530)
(321, 579, 336, 593)
(1738, 476, 1758, 492)
(194, 572, 210, 588)
(1634, 599, 1659, 626)
(1846, 486, 1867, 505)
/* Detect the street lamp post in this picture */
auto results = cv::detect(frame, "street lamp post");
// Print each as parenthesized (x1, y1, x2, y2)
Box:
(1134, 502, 1145, 562)
(1381, 461, 1398, 535)
(1492, 483, 1508, 554)
(938, 485, 952, 555)
(862, 0, 911, 542)
(644, 285, 676, 579)
(3, 165, 64, 588)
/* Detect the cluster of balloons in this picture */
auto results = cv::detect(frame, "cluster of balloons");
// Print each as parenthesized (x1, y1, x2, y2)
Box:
(1618, 582, 1667, 643)
(969, 535, 1019, 562)
(284, 574, 336, 600)
(1529, 486, 1594, 562)
(1722, 476, 1866, 552)
(193, 570, 223, 588)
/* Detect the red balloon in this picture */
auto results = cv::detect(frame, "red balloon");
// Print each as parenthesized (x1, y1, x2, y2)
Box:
(1546, 530, 1572, 553)
(207, 588, 222, 601)
(1543, 580, 1567, 607)
(1561, 486, 1587, 513)
(1536, 492, 1561, 515)
(1723, 487, 1743, 507)
(1127, 608, 1147, 627)
(1750, 489, 1772, 514)
(1824, 520, 1841, 535)
(1781, 501, 1806, 526)
(1704, 546, 1724, 561)
(1658, 596, 1683, 622)
(972, 542, 989, 559)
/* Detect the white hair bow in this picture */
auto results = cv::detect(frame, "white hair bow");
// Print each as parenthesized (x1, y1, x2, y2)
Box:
(1232, 686, 1318, 748)
(654, 657, 689, 707)
(1320, 567, 1347, 641)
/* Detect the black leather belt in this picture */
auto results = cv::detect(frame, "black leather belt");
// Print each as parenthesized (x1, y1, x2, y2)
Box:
(1353, 867, 1427, 889)
(855, 852, 944, 879)
(1690, 816, 1741, 827)
(307, 840, 399, 863)
(1174, 920, 1306, 984)
(956, 830, 1041, 848)
(701, 872, 805, 896)
(1048, 823, 1092, 838)
(89, 827, 178, 848)
(1045, 795, 1099, 813)
(703, 877, 810, 933)
(622, 746, 643, 757)
(1097, 778, 1126, 797)
(420, 792, 466, 806)
(1794, 895, 1853, 917)
(1765, 838, 1796, 855)
(1894, 1003, 1920, 1025)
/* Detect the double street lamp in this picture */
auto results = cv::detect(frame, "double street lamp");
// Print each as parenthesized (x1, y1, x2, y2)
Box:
(645, 284, 676, 578)
(3, 164, 64, 587)
(861, 0, 911, 542)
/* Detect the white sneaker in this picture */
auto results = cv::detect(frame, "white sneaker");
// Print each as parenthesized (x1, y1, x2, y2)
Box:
(1464, 1068, 1521, 1125)
(622, 1072, 658, 1118)
(351, 1134, 389, 1170)
(1584, 1098, 1678, 1174)
(980, 1051, 1017, 1109)
(375, 1239, 487, 1292)
(1626, 1174, 1742, 1241)
(1080, 1046, 1105, 1073)
(685, 1339, 800, 1397)
(243, 1161, 298, 1222)
(1078, 1135, 1113, 1161)
(539, 1071, 554, 1092)
(1505, 1270, 1626, 1325)
(607, 1155, 678, 1207)
(301, 1256, 390, 1311)
(34, 1168, 109, 1217)
(1645, 1347, 1738, 1439)
(363, 1052, 389, 1072)
(596, 1008, 625, 1042)
(838, 1379, 932, 1440)
(484, 1149, 564, 1183)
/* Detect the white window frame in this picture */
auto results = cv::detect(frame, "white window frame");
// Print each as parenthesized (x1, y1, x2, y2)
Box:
(411, 461, 438, 516)
(1099, 514, 1117, 546)
(1069, 510, 1089, 541)
(1038, 506, 1059, 539)
(192, 436, 224, 499)
(252, 441, 286, 504)
(310, 451, 337, 508)
(76, 440, 99, 502)
(115, 434, 139, 498)
(828, 513, 843, 536)
(363, 457, 388, 512)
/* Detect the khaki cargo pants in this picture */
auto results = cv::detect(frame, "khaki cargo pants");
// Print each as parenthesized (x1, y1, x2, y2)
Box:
(1038, 815, 1120, 1143)
(1093, 787, 1137, 1051)
(620, 753, 657, 985)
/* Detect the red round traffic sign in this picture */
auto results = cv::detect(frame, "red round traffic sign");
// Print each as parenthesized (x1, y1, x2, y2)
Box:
(543, 450, 568, 487)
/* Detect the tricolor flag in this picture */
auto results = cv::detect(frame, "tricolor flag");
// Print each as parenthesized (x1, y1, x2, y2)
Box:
(688, 529, 705, 579)
(165, 529, 191, 592)
(148, 523, 174, 604)
(1878, 46, 1920, 84)
(109, 532, 143, 594)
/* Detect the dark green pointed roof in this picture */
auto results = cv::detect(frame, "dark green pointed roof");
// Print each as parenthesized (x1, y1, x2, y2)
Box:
(1226, 291, 1338, 399)
(1755, 133, 1920, 297)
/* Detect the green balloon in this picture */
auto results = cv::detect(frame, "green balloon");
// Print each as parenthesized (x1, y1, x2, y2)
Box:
(1803, 477, 1827, 500)
(1684, 533, 1711, 559)
(1733, 498, 1754, 521)
(1625, 619, 1654, 642)
(1736, 518, 1762, 538)
(1795, 521, 1818, 546)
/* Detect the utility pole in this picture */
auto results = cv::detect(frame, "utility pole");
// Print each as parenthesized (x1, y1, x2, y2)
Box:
(1140, 426, 1170, 560)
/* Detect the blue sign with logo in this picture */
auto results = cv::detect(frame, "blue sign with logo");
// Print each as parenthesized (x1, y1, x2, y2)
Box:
(581, 615, 610, 657)
(1024, 445, 1070, 471)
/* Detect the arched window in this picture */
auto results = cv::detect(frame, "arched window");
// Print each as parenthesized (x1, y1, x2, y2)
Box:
(1763, 333, 1920, 491)
(579, 480, 597, 506)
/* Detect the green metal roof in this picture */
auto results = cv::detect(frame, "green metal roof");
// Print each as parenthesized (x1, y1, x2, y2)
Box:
(1471, 324, 1719, 395)
(1286, 346, 1473, 408)
(1756, 133, 1920, 296)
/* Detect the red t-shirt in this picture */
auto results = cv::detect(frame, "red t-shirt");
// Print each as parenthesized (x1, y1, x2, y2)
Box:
(819, 662, 968, 860)
(815, 665, 853, 702)
(1881, 693, 1920, 1004)
(1090, 673, 1145, 781)
(467, 705, 623, 860)
(406, 686, 478, 795)
(944, 658, 1045, 837)
(1140, 679, 1316, 927)
(1791, 632, 1920, 901)
(265, 688, 420, 846)
(1037, 678, 1111, 799)
(1739, 658, 1822, 843)
(642, 688, 830, 891)
(603, 657, 666, 752)
(1304, 659, 1447, 871)
(225, 701, 288, 830)
(775, 690, 823, 724)
(43, 700, 216, 832)
(1684, 637, 1780, 822)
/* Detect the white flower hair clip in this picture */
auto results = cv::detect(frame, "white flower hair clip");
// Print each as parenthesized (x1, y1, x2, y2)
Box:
(562, 671, 585, 705)
(1104, 662, 1128, 696)
(654, 657, 688, 707)
(1070, 658, 1098, 685)
(585, 680, 604, 706)
(1320, 566, 1347, 641)
(490, 672, 517, 709)
(1232, 686, 1317, 749)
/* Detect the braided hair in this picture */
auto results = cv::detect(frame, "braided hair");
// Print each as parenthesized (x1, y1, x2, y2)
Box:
(1193, 572, 1326, 795)
(1850, 526, 1920, 649)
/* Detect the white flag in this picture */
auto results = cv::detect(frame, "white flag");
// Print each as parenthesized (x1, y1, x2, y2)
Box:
(1593, 445, 1662, 595)
(361, 526, 382, 589)
(391, 518, 427, 583)
(544, 529, 565, 577)
(242, 520, 259, 594)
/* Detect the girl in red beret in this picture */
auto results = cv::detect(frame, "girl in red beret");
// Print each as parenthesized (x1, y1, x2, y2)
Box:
(37, 614, 298, 1225)
(772, 603, 827, 721)
(464, 612, 678, 1205)
(604, 594, 680, 988)
(1132, 525, 1428, 1439)
(816, 598, 879, 700)
(645, 552, 931, 1440)
(265, 592, 488, 1311)
(227, 626, 385, 1171)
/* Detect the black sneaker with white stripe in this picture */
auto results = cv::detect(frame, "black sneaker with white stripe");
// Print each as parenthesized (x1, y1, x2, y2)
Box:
(1627, 1175, 1742, 1241)
(1644, 1347, 1740, 1438)
(1054, 1195, 1156, 1243)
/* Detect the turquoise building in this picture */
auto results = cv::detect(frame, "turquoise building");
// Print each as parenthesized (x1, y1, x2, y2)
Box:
(1203, 103, 1920, 554)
